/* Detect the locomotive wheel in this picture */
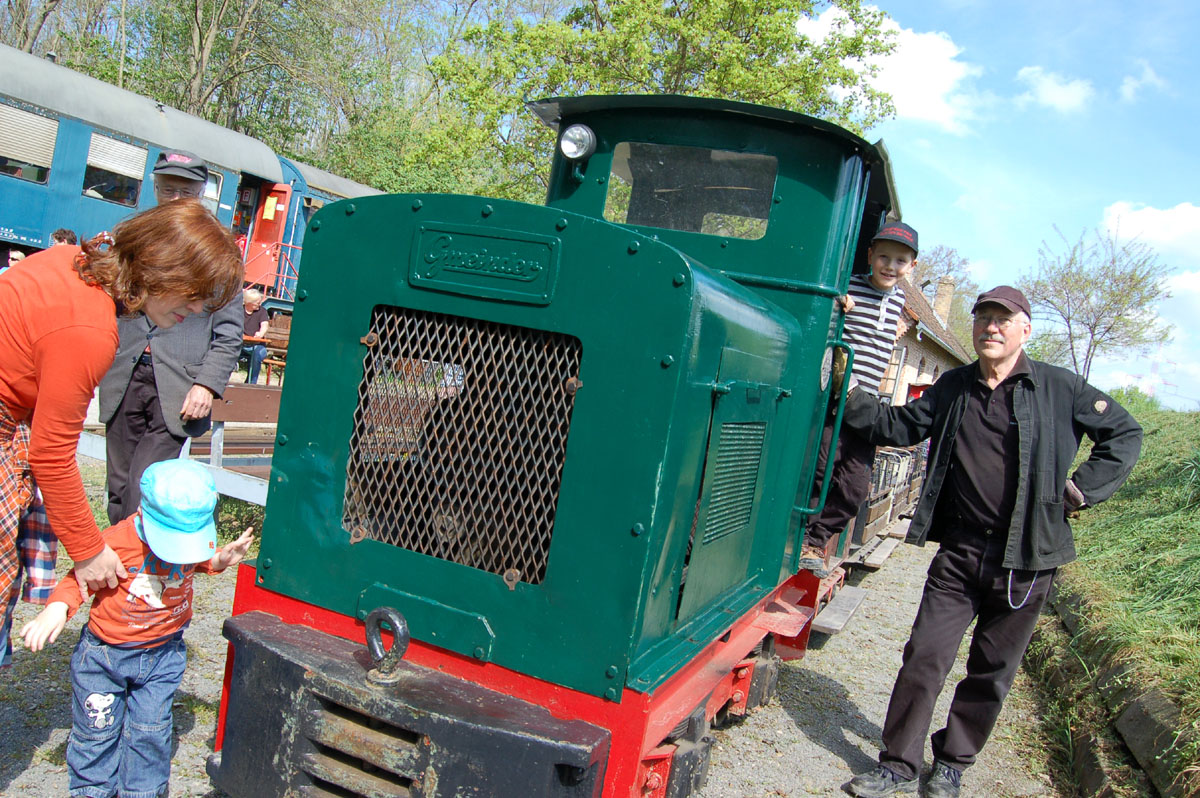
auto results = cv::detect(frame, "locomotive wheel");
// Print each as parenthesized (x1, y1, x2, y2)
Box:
(712, 635, 782, 729)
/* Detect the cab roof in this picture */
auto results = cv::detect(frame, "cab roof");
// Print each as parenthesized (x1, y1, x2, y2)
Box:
(528, 94, 900, 218)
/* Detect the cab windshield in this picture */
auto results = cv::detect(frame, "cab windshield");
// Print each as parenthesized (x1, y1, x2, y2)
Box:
(604, 141, 777, 240)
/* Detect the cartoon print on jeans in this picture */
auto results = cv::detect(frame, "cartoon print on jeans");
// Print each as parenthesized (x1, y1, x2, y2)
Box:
(84, 693, 116, 729)
(127, 571, 184, 610)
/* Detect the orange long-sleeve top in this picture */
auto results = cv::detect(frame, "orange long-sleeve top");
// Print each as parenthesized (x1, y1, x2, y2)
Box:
(0, 246, 118, 563)
(48, 516, 216, 648)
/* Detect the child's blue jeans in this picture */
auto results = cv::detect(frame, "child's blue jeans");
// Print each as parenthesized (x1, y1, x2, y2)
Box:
(67, 627, 186, 798)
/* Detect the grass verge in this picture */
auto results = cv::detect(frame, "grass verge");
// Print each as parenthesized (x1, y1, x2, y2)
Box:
(1053, 397, 1200, 793)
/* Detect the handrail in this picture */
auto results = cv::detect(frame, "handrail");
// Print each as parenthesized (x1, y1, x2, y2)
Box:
(794, 342, 855, 519)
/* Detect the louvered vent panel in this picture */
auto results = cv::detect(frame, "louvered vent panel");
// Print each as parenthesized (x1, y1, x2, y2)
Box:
(701, 422, 766, 544)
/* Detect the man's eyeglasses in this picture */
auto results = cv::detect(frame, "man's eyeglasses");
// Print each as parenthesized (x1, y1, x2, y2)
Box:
(973, 314, 1018, 330)
(154, 185, 203, 200)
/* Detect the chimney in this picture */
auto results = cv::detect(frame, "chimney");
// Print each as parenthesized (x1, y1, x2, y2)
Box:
(932, 276, 955, 324)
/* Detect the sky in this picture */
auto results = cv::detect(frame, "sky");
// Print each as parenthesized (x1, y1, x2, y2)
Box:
(804, 0, 1200, 409)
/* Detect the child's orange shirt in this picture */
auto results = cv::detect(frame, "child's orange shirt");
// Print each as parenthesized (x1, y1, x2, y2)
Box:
(0, 246, 118, 562)
(48, 516, 218, 648)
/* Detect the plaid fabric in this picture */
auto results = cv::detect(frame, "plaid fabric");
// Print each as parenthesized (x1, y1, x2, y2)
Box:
(1, 400, 59, 663)
(19, 489, 58, 604)
(0, 401, 35, 610)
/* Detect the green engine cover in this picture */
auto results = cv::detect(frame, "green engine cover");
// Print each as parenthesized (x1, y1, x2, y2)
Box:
(256, 95, 895, 700)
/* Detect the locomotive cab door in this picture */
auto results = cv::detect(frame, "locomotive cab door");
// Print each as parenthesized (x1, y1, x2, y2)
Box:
(675, 347, 780, 622)
(243, 182, 292, 290)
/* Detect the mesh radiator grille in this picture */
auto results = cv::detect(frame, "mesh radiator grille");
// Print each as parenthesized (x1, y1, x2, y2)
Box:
(343, 306, 582, 585)
(701, 422, 766, 544)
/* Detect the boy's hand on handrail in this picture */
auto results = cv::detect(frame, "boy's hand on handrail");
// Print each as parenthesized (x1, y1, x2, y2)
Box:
(837, 294, 856, 313)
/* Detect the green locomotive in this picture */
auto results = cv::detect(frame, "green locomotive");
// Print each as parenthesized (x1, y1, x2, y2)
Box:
(208, 94, 898, 797)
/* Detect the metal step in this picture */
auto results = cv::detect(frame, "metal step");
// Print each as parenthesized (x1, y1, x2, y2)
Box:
(811, 586, 867, 635)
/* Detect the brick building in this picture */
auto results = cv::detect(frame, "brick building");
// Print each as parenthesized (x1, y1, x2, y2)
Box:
(877, 276, 972, 405)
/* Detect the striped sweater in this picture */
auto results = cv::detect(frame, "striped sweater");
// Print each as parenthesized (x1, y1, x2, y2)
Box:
(843, 273, 905, 395)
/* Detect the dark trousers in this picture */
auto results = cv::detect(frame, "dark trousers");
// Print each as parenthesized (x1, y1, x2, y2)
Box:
(805, 403, 875, 548)
(105, 362, 187, 526)
(879, 524, 1055, 780)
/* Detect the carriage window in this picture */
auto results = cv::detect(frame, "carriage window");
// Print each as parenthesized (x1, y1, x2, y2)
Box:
(0, 105, 57, 184)
(203, 172, 222, 215)
(82, 133, 147, 206)
(604, 142, 776, 240)
(82, 166, 140, 205)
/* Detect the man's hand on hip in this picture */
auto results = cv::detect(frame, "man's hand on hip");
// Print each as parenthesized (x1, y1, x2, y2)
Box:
(1064, 478, 1086, 519)
(180, 384, 215, 421)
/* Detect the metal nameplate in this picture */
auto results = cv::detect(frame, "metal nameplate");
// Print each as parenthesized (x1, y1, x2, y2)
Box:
(410, 222, 559, 305)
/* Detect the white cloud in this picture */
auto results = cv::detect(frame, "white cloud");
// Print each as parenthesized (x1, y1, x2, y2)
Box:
(797, 8, 983, 134)
(965, 257, 995, 285)
(1106, 369, 1159, 395)
(1165, 269, 1200, 298)
(1015, 66, 1094, 113)
(872, 25, 983, 134)
(1102, 201, 1200, 264)
(1120, 60, 1167, 102)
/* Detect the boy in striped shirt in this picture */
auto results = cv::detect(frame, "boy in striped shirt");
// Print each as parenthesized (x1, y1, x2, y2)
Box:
(800, 221, 918, 576)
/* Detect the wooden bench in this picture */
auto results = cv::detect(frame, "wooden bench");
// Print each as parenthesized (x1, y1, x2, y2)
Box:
(261, 313, 291, 385)
(175, 383, 281, 504)
(80, 383, 282, 505)
(204, 383, 281, 474)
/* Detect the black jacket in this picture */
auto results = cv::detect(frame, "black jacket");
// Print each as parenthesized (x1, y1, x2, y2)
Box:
(843, 357, 1143, 571)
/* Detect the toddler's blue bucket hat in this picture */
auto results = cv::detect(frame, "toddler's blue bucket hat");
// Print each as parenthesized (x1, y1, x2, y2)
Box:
(139, 459, 218, 564)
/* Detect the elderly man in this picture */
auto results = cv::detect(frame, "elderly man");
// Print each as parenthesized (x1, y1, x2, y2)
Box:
(99, 150, 242, 524)
(241, 288, 270, 385)
(843, 286, 1142, 798)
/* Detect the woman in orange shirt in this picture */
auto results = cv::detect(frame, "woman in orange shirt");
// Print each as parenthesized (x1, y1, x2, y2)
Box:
(0, 200, 241, 665)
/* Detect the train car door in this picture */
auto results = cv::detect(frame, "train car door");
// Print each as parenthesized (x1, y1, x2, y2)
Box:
(241, 182, 291, 289)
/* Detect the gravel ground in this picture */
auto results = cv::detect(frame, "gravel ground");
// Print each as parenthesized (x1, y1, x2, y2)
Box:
(698, 528, 1059, 798)
(0, 462, 1060, 797)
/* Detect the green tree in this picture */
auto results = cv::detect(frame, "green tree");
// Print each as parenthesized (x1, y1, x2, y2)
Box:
(1019, 227, 1172, 380)
(1, 0, 65, 51)
(426, 0, 895, 200)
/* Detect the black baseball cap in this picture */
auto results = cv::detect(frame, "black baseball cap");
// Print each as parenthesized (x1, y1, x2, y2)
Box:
(972, 285, 1031, 318)
(153, 150, 208, 182)
(871, 220, 918, 255)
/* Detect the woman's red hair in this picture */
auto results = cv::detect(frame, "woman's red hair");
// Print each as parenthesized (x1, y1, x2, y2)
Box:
(77, 200, 242, 314)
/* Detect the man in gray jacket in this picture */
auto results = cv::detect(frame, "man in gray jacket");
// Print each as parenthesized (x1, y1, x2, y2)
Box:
(844, 286, 1142, 798)
(99, 151, 242, 524)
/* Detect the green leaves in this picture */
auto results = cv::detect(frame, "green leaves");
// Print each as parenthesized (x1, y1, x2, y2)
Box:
(425, 0, 894, 199)
(24, 0, 895, 201)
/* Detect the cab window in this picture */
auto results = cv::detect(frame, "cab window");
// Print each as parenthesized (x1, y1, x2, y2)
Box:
(604, 142, 776, 240)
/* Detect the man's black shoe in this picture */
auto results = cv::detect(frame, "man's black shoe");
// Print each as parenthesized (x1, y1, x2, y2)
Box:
(925, 761, 962, 798)
(844, 765, 918, 797)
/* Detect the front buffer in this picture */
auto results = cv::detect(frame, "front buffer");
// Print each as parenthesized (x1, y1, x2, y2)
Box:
(208, 564, 815, 798)
(207, 610, 610, 797)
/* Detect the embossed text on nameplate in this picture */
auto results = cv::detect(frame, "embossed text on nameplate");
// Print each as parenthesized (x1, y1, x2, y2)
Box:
(410, 223, 559, 305)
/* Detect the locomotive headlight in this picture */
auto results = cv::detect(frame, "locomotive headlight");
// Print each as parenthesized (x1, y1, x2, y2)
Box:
(559, 124, 597, 161)
(820, 348, 833, 391)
